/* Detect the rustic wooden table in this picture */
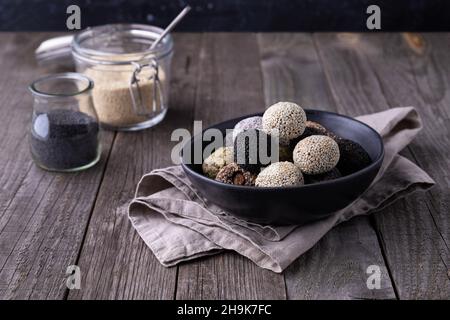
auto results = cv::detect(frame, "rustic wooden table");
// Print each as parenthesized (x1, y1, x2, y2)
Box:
(0, 32, 449, 300)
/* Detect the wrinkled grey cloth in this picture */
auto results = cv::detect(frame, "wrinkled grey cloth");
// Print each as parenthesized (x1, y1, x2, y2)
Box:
(128, 107, 435, 273)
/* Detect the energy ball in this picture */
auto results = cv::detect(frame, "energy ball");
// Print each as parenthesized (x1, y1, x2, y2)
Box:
(233, 129, 273, 174)
(262, 102, 306, 144)
(290, 121, 337, 148)
(336, 138, 372, 175)
(216, 163, 256, 186)
(303, 121, 336, 139)
(202, 146, 234, 179)
(279, 144, 292, 162)
(293, 135, 340, 175)
(255, 162, 304, 187)
(304, 167, 342, 184)
(224, 130, 235, 147)
(233, 116, 263, 141)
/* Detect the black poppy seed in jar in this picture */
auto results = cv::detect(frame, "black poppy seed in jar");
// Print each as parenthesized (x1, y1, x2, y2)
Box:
(304, 167, 342, 184)
(30, 109, 100, 171)
(233, 129, 273, 174)
(215, 163, 256, 186)
(336, 138, 372, 175)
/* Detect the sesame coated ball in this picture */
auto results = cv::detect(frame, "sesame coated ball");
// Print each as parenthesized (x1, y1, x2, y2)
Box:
(233, 116, 263, 141)
(255, 162, 304, 187)
(293, 135, 340, 175)
(202, 147, 234, 179)
(262, 102, 307, 144)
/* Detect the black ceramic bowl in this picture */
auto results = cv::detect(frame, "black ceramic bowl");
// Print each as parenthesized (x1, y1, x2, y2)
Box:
(181, 110, 384, 225)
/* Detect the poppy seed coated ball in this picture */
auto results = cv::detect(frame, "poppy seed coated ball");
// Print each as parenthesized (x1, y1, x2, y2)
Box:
(262, 102, 306, 144)
(289, 120, 338, 149)
(255, 162, 304, 187)
(293, 135, 340, 175)
(233, 129, 272, 174)
(304, 167, 342, 184)
(336, 138, 371, 175)
(302, 121, 338, 139)
(278, 144, 292, 162)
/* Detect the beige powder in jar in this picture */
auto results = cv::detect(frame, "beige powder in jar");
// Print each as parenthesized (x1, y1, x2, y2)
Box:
(82, 66, 166, 127)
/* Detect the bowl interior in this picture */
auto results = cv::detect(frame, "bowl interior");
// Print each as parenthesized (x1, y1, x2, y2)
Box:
(182, 109, 384, 185)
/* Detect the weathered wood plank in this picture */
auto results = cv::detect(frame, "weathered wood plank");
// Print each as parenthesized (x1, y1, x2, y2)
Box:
(67, 34, 203, 300)
(365, 33, 450, 298)
(0, 32, 115, 299)
(258, 33, 396, 299)
(2, 32, 448, 300)
(314, 32, 450, 299)
(401, 33, 450, 250)
(175, 33, 286, 300)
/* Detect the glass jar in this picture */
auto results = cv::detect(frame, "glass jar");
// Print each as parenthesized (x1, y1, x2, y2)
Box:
(28, 73, 101, 172)
(72, 24, 173, 131)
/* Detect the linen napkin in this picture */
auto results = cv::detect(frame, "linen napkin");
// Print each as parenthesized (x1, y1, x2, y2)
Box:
(128, 107, 435, 273)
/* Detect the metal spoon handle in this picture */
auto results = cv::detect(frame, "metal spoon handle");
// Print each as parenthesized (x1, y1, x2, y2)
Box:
(150, 6, 191, 50)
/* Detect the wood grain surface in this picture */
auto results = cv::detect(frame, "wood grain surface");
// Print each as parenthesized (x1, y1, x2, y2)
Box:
(0, 33, 115, 299)
(313, 32, 450, 299)
(67, 34, 203, 299)
(258, 33, 396, 300)
(0, 32, 448, 300)
(175, 33, 286, 300)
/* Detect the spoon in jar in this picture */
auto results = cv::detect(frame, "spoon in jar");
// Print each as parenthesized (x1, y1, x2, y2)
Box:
(149, 5, 192, 50)
(129, 5, 191, 115)
(35, 6, 191, 67)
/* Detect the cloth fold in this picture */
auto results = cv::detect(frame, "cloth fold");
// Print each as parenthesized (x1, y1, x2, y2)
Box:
(128, 107, 434, 272)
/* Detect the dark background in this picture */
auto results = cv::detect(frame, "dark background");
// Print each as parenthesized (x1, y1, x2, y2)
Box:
(0, 0, 449, 31)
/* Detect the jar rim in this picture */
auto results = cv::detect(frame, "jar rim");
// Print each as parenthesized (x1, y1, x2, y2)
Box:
(71, 24, 174, 65)
(29, 72, 94, 98)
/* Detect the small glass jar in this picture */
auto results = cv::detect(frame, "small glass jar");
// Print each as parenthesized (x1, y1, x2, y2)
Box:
(28, 73, 101, 172)
(71, 24, 173, 131)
